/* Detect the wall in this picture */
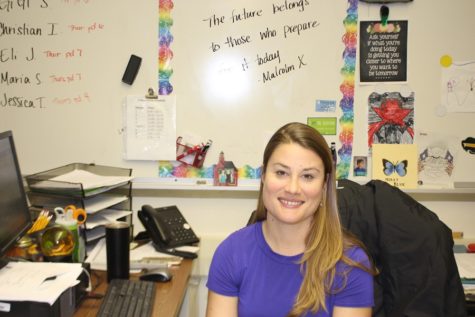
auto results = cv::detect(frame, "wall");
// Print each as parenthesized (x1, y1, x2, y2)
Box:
(1, 0, 159, 176)
(2, 0, 474, 183)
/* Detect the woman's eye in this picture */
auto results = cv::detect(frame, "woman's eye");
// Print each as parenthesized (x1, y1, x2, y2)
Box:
(302, 174, 315, 181)
(275, 170, 287, 177)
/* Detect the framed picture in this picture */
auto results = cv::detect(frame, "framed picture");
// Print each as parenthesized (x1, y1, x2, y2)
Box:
(353, 156, 368, 177)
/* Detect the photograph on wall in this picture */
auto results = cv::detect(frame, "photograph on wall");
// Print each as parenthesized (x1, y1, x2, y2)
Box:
(417, 131, 457, 188)
(368, 91, 415, 150)
(441, 61, 475, 113)
(353, 156, 368, 177)
(359, 20, 408, 83)
(372, 143, 418, 189)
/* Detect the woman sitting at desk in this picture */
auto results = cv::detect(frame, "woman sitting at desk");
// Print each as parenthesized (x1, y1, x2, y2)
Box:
(206, 122, 375, 317)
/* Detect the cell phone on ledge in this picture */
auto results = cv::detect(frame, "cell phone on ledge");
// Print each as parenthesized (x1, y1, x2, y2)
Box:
(137, 205, 199, 259)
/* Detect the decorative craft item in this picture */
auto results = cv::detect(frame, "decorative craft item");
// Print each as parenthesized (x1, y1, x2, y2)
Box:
(372, 143, 418, 189)
(213, 152, 238, 186)
(176, 137, 212, 168)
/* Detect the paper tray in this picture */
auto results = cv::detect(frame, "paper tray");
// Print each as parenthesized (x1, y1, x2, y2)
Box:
(25, 163, 132, 198)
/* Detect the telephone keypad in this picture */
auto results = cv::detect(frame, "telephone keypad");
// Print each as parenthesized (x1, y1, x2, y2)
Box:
(161, 210, 199, 245)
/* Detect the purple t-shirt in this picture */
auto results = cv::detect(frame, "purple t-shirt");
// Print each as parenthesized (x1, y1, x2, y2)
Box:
(207, 222, 374, 317)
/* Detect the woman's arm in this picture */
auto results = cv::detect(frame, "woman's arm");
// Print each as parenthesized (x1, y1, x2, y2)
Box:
(205, 290, 238, 317)
(333, 306, 372, 317)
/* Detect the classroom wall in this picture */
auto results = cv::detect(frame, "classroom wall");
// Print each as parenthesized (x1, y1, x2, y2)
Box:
(2, 0, 475, 183)
(3, 0, 474, 272)
(1, 0, 159, 176)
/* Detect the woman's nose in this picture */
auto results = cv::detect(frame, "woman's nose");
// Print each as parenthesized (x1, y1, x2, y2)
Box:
(285, 176, 300, 194)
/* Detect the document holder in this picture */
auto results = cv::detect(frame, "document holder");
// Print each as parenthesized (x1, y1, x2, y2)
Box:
(25, 163, 134, 249)
(25, 163, 132, 198)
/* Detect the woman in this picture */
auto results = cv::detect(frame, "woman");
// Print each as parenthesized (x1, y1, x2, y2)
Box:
(206, 122, 375, 317)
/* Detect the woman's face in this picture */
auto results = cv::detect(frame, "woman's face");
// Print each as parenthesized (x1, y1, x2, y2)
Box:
(262, 142, 326, 226)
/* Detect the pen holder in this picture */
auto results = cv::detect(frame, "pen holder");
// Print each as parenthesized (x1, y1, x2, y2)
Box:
(105, 222, 130, 282)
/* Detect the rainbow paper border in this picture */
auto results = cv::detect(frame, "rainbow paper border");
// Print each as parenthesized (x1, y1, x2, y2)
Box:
(158, 161, 262, 180)
(158, 0, 174, 95)
(336, 0, 358, 179)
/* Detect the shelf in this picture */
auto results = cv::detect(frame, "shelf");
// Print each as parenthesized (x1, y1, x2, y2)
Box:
(132, 177, 475, 195)
(132, 178, 260, 191)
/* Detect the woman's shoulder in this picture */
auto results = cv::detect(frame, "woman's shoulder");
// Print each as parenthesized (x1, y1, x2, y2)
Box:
(341, 245, 372, 270)
(344, 245, 369, 261)
(216, 222, 260, 253)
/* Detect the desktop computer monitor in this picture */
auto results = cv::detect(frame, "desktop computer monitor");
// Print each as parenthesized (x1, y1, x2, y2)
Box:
(0, 131, 32, 269)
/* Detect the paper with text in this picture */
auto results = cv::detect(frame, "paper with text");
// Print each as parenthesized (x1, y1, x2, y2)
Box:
(124, 95, 176, 160)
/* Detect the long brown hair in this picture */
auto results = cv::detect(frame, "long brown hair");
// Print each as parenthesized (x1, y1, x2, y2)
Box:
(253, 122, 372, 316)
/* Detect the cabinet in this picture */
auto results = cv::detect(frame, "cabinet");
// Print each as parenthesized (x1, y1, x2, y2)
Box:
(25, 163, 133, 255)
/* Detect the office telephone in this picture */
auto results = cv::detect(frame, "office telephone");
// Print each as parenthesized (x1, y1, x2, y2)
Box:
(138, 205, 199, 259)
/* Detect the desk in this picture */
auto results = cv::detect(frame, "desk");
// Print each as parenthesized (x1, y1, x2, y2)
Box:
(74, 259, 193, 317)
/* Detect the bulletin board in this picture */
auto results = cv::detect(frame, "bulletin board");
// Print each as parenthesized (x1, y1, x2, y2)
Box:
(1, 0, 475, 184)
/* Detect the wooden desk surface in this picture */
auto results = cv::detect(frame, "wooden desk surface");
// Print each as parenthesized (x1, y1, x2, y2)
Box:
(74, 259, 193, 317)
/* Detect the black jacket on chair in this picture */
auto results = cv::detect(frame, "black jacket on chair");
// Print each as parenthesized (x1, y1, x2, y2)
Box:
(337, 179, 467, 317)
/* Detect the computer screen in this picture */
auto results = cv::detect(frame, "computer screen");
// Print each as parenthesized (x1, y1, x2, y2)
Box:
(0, 131, 32, 269)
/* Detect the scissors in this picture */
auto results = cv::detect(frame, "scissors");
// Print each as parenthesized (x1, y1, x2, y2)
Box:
(54, 205, 87, 225)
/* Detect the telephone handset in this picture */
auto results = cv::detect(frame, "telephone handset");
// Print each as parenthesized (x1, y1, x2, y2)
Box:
(138, 205, 199, 259)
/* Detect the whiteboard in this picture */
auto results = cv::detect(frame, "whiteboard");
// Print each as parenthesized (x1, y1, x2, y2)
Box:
(172, 0, 347, 169)
(2, 0, 475, 183)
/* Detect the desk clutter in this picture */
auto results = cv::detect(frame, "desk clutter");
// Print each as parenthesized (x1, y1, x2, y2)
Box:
(0, 131, 198, 317)
(0, 261, 90, 317)
(24, 163, 134, 260)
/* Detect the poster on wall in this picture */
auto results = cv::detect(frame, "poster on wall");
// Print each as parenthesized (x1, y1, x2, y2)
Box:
(367, 91, 415, 150)
(359, 20, 408, 83)
(372, 143, 418, 189)
(417, 131, 457, 188)
(440, 61, 475, 113)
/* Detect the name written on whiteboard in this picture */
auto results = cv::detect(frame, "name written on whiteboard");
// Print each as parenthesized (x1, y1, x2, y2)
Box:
(202, 0, 316, 84)
(1, 0, 102, 109)
(0, 0, 48, 12)
(0, 94, 45, 108)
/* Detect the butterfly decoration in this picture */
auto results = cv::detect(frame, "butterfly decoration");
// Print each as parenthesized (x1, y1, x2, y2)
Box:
(383, 159, 408, 177)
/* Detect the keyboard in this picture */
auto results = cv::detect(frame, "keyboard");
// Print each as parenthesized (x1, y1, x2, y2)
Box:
(97, 278, 156, 317)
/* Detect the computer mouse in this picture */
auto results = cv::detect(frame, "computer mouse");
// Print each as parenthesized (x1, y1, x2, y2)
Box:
(139, 269, 172, 283)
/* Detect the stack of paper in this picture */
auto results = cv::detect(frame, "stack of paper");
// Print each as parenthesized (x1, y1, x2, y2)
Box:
(454, 253, 475, 292)
(85, 239, 191, 271)
(0, 262, 82, 305)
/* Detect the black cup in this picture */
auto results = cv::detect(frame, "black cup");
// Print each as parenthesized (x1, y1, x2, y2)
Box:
(105, 222, 130, 282)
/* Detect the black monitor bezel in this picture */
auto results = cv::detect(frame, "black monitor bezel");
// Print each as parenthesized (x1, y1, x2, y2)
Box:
(0, 130, 32, 261)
